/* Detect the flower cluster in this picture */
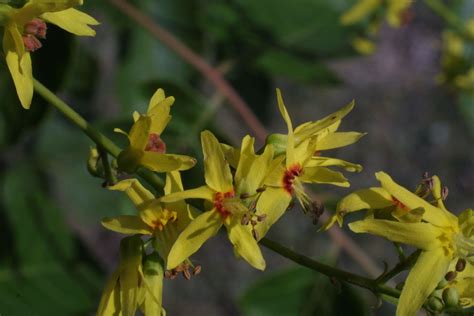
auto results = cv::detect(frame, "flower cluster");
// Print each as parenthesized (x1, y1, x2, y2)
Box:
(328, 171, 473, 315)
(97, 88, 363, 314)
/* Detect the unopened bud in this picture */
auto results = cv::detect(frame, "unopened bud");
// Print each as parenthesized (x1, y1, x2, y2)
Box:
(455, 258, 466, 272)
(427, 296, 444, 312)
(436, 278, 448, 289)
(442, 287, 459, 307)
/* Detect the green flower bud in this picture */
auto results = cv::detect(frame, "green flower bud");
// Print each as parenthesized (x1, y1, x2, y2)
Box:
(436, 278, 448, 289)
(265, 133, 287, 156)
(427, 296, 444, 312)
(117, 148, 142, 173)
(442, 287, 459, 308)
(87, 147, 104, 178)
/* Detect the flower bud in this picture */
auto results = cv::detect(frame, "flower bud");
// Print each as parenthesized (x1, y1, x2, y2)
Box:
(442, 287, 459, 308)
(436, 278, 448, 289)
(427, 296, 444, 312)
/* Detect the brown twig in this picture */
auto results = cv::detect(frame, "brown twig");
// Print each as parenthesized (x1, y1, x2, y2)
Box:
(106, 0, 381, 277)
(106, 0, 268, 142)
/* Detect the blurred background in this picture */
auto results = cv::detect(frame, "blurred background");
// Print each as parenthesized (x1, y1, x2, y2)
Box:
(0, 0, 473, 315)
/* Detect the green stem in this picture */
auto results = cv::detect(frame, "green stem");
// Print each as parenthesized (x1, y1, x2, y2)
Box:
(424, 0, 474, 41)
(376, 250, 420, 284)
(260, 238, 400, 299)
(98, 146, 117, 185)
(33, 78, 164, 189)
(33, 79, 121, 157)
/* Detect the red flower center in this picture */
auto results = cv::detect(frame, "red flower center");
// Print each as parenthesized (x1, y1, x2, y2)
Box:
(145, 133, 166, 153)
(22, 19, 47, 52)
(282, 164, 302, 194)
(391, 196, 408, 210)
(214, 190, 235, 219)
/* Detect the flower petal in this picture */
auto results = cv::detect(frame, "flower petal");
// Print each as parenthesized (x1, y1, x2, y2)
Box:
(276, 89, 295, 167)
(166, 210, 222, 269)
(41, 8, 99, 36)
(160, 185, 215, 203)
(376, 172, 455, 227)
(349, 219, 440, 250)
(315, 132, 366, 151)
(340, 0, 379, 25)
(4, 28, 33, 109)
(147, 90, 174, 135)
(129, 116, 151, 150)
(140, 252, 164, 315)
(306, 156, 362, 172)
(201, 130, 233, 192)
(300, 167, 350, 187)
(96, 270, 120, 316)
(294, 100, 355, 140)
(109, 179, 154, 207)
(225, 217, 266, 270)
(397, 248, 451, 316)
(255, 187, 292, 239)
(102, 216, 153, 235)
(139, 152, 195, 172)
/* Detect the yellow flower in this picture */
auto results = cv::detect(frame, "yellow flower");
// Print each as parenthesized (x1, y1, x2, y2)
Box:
(160, 130, 276, 271)
(1, 0, 98, 109)
(254, 89, 363, 237)
(97, 236, 145, 316)
(115, 88, 196, 173)
(102, 171, 197, 268)
(346, 172, 472, 316)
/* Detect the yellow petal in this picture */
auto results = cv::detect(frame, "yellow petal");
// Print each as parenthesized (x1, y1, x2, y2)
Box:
(221, 142, 240, 168)
(109, 179, 154, 207)
(294, 100, 355, 141)
(201, 130, 233, 192)
(300, 167, 350, 187)
(315, 132, 366, 151)
(235, 136, 274, 195)
(160, 185, 215, 203)
(225, 217, 266, 270)
(337, 187, 393, 212)
(397, 248, 451, 316)
(41, 8, 99, 36)
(349, 219, 440, 250)
(292, 138, 317, 166)
(387, 0, 412, 27)
(276, 89, 295, 166)
(96, 270, 120, 316)
(129, 116, 151, 150)
(139, 152, 195, 172)
(255, 187, 292, 239)
(166, 210, 222, 269)
(340, 0, 379, 25)
(376, 172, 455, 227)
(4, 28, 33, 109)
(102, 216, 153, 235)
(148, 89, 165, 108)
(306, 156, 362, 172)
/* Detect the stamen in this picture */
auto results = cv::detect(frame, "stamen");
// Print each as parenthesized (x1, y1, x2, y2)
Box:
(22, 35, 42, 52)
(24, 19, 47, 38)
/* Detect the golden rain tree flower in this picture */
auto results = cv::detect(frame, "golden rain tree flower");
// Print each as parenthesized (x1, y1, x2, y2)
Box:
(0, 0, 99, 109)
(340, 0, 413, 27)
(254, 89, 364, 238)
(97, 236, 164, 316)
(102, 171, 200, 277)
(343, 172, 473, 316)
(160, 130, 276, 271)
(115, 88, 196, 173)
